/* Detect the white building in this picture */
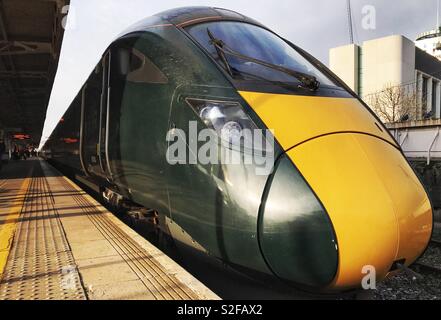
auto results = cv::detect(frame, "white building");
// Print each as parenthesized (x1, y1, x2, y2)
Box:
(416, 27, 441, 61)
(329, 35, 441, 120)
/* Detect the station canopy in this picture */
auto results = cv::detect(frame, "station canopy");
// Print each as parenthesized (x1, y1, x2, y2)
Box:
(0, 0, 68, 146)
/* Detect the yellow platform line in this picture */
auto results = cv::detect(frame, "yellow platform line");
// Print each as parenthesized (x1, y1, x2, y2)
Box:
(0, 177, 31, 280)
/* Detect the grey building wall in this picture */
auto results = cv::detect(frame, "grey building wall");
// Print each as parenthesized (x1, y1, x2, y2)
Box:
(330, 35, 441, 121)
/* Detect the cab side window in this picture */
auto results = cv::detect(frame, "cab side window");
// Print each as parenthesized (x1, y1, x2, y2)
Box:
(126, 48, 168, 84)
(106, 34, 171, 185)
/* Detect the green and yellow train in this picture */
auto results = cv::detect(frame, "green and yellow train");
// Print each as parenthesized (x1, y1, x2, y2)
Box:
(43, 7, 433, 293)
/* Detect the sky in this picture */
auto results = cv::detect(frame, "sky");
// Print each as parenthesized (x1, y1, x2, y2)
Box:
(39, 0, 441, 148)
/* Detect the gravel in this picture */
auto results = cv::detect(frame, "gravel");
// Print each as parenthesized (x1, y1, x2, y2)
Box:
(419, 245, 441, 268)
(374, 272, 441, 300)
(374, 241, 441, 300)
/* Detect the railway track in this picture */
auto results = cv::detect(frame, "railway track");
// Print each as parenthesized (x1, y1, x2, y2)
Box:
(411, 239, 441, 276)
(414, 261, 441, 275)
(429, 239, 441, 248)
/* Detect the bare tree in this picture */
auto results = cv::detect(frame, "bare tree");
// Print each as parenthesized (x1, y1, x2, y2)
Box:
(366, 84, 420, 123)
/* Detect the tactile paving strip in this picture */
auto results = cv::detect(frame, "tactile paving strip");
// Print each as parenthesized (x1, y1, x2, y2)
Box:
(0, 163, 87, 300)
(57, 178, 199, 300)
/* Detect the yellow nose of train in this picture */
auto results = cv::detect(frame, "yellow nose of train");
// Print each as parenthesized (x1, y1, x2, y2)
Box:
(240, 91, 433, 290)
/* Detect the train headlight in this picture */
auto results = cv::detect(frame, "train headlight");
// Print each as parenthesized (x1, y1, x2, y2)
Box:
(220, 121, 243, 146)
(185, 98, 270, 152)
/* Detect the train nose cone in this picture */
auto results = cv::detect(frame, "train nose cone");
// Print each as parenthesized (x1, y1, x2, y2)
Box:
(285, 133, 433, 290)
(260, 154, 339, 288)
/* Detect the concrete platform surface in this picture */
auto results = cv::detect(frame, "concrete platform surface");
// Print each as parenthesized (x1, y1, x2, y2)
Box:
(0, 159, 219, 300)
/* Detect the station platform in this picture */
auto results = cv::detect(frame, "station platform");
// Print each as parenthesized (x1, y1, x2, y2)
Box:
(0, 159, 218, 300)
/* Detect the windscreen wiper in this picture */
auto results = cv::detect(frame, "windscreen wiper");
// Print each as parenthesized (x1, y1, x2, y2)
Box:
(232, 68, 306, 93)
(207, 29, 234, 77)
(207, 28, 320, 91)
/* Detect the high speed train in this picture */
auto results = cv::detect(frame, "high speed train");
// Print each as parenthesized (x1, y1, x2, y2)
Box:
(43, 7, 433, 293)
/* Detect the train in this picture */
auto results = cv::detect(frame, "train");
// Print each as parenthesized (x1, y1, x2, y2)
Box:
(42, 6, 433, 293)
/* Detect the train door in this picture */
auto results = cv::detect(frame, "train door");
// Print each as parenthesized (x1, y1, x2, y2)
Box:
(80, 52, 111, 180)
(105, 34, 170, 211)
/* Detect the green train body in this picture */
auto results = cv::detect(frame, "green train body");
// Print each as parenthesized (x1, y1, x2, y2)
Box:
(43, 7, 433, 293)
